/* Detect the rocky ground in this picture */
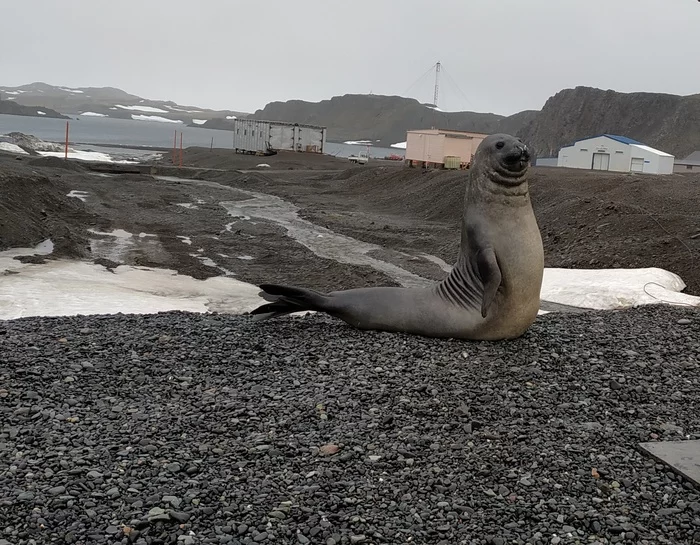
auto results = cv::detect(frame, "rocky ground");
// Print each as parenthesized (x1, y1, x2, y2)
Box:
(1, 305, 699, 545)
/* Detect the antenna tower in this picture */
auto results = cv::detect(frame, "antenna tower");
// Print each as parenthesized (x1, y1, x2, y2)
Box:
(433, 61, 441, 107)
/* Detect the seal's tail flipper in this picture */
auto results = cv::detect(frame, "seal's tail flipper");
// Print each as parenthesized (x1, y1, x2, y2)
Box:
(249, 284, 330, 321)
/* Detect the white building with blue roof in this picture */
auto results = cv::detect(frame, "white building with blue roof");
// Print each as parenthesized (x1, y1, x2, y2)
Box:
(556, 134, 674, 174)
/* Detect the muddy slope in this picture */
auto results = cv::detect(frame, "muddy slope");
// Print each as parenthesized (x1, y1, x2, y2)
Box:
(0, 158, 94, 257)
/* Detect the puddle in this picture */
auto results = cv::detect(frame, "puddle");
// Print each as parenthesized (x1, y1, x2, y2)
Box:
(87, 229, 159, 263)
(87, 228, 135, 262)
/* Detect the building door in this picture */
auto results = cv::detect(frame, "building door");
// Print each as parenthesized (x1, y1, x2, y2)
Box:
(630, 157, 644, 172)
(592, 153, 610, 171)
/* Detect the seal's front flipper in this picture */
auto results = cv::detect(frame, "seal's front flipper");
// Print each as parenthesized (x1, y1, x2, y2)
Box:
(249, 284, 330, 321)
(476, 248, 502, 318)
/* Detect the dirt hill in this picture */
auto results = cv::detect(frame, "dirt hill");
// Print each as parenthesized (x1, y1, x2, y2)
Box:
(517, 86, 700, 159)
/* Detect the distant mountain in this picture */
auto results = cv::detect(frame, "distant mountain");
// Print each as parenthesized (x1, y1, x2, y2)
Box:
(240, 94, 538, 146)
(0, 82, 250, 125)
(4, 82, 700, 160)
(517, 86, 700, 159)
(0, 97, 68, 119)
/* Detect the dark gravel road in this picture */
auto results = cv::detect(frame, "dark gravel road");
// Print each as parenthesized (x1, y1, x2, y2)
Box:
(1, 305, 699, 545)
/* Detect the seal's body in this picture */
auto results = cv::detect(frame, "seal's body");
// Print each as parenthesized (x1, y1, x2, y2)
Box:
(251, 133, 544, 341)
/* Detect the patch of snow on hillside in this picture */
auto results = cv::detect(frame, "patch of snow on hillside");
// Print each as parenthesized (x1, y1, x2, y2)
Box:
(168, 106, 203, 113)
(131, 114, 183, 124)
(226, 115, 237, 120)
(391, 141, 407, 149)
(81, 112, 108, 117)
(4, 91, 20, 95)
(344, 140, 373, 145)
(36, 111, 46, 115)
(192, 119, 207, 125)
(0, 142, 29, 155)
(116, 104, 169, 114)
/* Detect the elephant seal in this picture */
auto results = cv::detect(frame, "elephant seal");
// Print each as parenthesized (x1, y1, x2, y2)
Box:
(250, 133, 544, 341)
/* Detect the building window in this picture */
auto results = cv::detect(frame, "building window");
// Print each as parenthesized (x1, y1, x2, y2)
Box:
(580, 148, 588, 151)
(615, 151, 623, 154)
(688, 165, 693, 170)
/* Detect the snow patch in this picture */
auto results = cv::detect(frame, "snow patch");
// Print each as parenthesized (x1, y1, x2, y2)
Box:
(168, 107, 203, 113)
(540, 268, 700, 310)
(36, 111, 46, 115)
(0, 252, 263, 320)
(67, 190, 89, 202)
(0, 142, 29, 155)
(256, 163, 270, 168)
(38, 149, 138, 164)
(226, 115, 237, 120)
(59, 87, 84, 94)
(116, 104, 169, 113)
(3, 91, 20, 95)
(344, 140, 373, 145)
(390, 141, 407, 149)
(131, 114, 183, 124)
(80, 111, 108, 117)
(177, 236, 192, 245)
(192, 119, 207, 125)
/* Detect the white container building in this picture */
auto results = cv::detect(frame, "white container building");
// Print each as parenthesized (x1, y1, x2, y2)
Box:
(231, 119, 327, 155)
(557, 134, 674, 175)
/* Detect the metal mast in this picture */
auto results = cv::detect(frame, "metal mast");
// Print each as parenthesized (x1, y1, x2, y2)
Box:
(433, 61, 441, 107)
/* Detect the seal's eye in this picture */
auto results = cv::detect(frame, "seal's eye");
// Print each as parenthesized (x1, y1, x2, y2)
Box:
(496, 141, 505, 149)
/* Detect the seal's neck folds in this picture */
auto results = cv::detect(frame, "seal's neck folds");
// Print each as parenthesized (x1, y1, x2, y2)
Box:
(466, 164, 530, 204)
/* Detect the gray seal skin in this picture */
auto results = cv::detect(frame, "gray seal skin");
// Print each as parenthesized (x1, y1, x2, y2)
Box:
(251, 133, 544, 341)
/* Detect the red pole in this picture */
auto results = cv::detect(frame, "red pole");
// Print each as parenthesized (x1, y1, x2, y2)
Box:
(179, 132, 183, 168)
(64, 121, 69, 160)
(173, 130, 177, 164)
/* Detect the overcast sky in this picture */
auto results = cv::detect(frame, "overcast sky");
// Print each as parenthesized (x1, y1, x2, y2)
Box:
(2, 0, 699, 115)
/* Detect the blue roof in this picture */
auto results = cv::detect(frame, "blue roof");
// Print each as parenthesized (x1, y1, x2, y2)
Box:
(561, 133, 646, 149)
(603, 134, 643, 145)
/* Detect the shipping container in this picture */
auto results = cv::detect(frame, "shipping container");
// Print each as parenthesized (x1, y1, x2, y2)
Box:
(404, 129, 487, 169)
(232, 119, 326, 155)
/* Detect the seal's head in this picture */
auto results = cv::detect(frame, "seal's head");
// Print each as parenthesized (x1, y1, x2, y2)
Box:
(473, 133, 531, 187)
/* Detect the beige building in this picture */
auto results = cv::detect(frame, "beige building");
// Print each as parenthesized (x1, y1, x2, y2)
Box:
(673, 151, 700, 173)
(405, 129, 488, 169)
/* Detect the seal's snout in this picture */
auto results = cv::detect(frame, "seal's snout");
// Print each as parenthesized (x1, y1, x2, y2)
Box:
(519, 145, 530, 162)
(503, 143, 530, 170)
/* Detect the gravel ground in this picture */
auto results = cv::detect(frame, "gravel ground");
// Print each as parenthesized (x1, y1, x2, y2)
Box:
(2, 305, 700, 545)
